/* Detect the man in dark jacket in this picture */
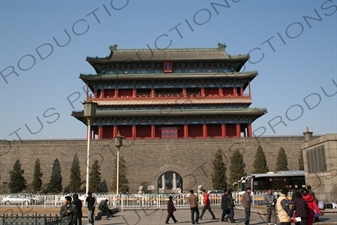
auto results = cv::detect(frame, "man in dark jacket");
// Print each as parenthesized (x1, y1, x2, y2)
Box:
(98, 199, 113, 218)
(60, 196, 77, 225)
(72, 193, 83, 225)
(85, 192, 96, 225)
(227, 189, 235, 222)
(221, 189, 229, 222)
(165, 196, 178, 224)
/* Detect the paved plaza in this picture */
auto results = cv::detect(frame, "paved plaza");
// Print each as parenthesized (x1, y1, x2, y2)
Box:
(88, 207, 337, 225)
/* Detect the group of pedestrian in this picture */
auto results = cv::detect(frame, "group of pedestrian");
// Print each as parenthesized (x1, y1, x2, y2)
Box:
(265, 186, 322, 225)
(239, 185, 324, 225)
(165, 189, 217, 224)
(60, 187, 322, 225)
(166, 189, 235, 224)
(60, 191, 114, 225)
(291, 187, 322, 225)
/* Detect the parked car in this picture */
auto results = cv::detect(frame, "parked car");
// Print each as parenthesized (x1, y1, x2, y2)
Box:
(1, 194, 34, 205)
(207, 190, 224, 195)
(78, 194, 109, 205)
(30, 195, 44, 204)
(207, 190, 224, 201)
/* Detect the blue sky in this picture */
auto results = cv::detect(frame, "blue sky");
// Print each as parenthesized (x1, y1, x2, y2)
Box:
(0, 0, 336, 140)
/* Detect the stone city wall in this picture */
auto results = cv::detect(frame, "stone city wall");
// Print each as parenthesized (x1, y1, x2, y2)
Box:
(0, 136, 305, 193)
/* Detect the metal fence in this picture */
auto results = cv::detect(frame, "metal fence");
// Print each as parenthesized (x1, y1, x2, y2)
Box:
(1, 213, 61, 225)
(0, 191, 293, 211)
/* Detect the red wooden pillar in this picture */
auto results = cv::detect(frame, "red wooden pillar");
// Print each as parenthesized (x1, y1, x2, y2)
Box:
(203, 124, 207, 138)
(151, 124, 155, 139)
(240, 87, 243, 96)
(218, 87, 223, 96)
(132, 125, 136, 138)
(201, 87, 205, 96)
(221, 124, 226, 137)
(151, 88, 155, 97)
(98, 126, 103, 140)
(133, 88, 137, 98)
(113, 125, 118, 137)
(247, 123, 252, 137)
(182, 88, 187, 97)
(248, 82, 251, 97)
(233, 87, 237, 96)
(100, 89, 105, 98)
(236, 123, 241, 137)
(184, 124, 188, 138)
(114, 88, 119, 98)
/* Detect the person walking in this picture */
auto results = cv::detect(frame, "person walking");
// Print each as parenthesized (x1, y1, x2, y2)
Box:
(187, 190, 200, 224)
(60, 196, 77, 225)
(242, 187, 252, 225)
(165, 196, 178, 224)
(276, 187, 292, 225)
(302, 189, 321, 225)
(221, 189, 229, 222)
(227, 189, 235, 222)
(291, 191, 309, 225)
(85, 192, 97, 225)
(264, 189, 277, 225)
(200, 189, 216, 220)
(72, 193, 83, 225)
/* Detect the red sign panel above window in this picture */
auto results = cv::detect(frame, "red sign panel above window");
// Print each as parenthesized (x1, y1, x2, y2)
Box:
(162, 127, 178, 138)
(163, 62, 173, 73)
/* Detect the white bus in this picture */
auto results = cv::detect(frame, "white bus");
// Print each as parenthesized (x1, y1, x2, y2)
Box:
(233, 170, 305, 204)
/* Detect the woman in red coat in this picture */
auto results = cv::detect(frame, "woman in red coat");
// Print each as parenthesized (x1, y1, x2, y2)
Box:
(165, 196, 178, 224)
(302, 189, 321, 225)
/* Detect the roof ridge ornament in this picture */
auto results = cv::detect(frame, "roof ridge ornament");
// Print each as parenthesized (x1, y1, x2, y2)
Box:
(110, 44, 118, 51)
(218, 43, 227, 51)
(107, 44, 118, 59)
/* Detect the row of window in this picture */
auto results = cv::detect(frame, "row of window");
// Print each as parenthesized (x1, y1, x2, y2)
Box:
(97, 105, 245, 111)
(106, 61, 238, 71)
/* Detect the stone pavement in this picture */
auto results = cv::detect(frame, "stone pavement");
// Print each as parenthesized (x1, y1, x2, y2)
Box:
(86, 206, 337, 225)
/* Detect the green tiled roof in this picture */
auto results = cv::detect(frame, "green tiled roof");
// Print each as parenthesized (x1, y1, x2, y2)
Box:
(73, 107, 267, 117)
(80, 71, 257, 81)
(86, 44, 249, 62)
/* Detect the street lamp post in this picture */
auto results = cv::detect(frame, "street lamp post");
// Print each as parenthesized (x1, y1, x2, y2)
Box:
(114, 131, 124, 194)
(83, 97, 97, 195)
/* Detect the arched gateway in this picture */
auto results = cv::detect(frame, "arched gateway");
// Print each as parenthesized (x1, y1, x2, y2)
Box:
(157, 171, 183, 193)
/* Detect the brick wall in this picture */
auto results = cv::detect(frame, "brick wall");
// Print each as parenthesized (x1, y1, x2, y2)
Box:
(0, 136, 305, 193)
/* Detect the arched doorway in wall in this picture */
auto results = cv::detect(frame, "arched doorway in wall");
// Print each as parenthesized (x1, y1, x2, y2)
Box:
(157, 171, 183, 193)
